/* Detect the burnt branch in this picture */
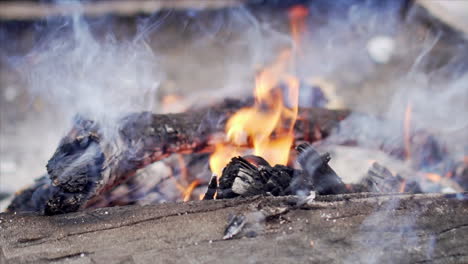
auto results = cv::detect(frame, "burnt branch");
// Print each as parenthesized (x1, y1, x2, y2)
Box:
(351, 162, 423, 194)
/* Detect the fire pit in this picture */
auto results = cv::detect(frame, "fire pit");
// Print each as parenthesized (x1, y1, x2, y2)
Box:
(0, 1, 467, 263)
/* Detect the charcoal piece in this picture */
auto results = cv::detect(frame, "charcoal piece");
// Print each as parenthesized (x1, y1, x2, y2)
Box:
(203, 176, 218, 200)
(217, 156, 297, 199)
(8, 98, 350, 215)
(223, 215, 246, 240)
(357, 162, 422, 194)
(7, 176, 49, 213)
(294, 143, 347, 195)
(410, 131, 447, 170)
(217, 156, 270, 199)
(0, 191, 10, 202)
(452, 160, 468, 190)
(216, 145, 349, 199)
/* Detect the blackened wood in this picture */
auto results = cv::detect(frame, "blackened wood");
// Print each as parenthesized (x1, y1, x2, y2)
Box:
(203, 176, 218, 200)
(1, 193, 467, 264)
(7, 99, 350, 215)
(295, 142, 347, 195)
(217, 156, 298, 199)
(355, 162, 423, 194)
(216, 144, 349, 199)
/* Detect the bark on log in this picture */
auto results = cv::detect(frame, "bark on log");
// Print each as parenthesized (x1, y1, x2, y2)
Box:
(7, 99, 350, 215)
(1, 193, 467, 263)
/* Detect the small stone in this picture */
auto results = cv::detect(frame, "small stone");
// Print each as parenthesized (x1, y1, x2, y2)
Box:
(366, 35, 395, 64)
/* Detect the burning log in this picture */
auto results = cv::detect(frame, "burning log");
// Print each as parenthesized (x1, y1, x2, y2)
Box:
(7, 99, 350, 215)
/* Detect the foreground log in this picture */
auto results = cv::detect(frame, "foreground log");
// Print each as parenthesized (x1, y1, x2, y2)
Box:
(1, 193, 467, 263)
(8, 99, 350, 215)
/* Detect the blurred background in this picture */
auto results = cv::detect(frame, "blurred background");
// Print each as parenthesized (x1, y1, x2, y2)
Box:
(1, 0, 468, 208)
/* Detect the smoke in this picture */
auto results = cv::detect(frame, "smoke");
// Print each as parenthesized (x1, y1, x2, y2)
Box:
(23, 14, 161, 139)
(1, 0, 466, 210)
(302, 3, 468, 262)
(345, 197, 431, 264)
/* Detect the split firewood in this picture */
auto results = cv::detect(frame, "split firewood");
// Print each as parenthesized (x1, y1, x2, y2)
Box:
(7, 99, 350, 215)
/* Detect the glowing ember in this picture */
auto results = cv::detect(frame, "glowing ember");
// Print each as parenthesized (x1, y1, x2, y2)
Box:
(182, 180, 200, 202)
(399, 179, 406, 193)
(161, 94, 186, 113)
(168, 155, 201, 201)
(425, 172, 442, 183)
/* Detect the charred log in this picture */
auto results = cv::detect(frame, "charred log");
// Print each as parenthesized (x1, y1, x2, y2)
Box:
(7, 99, 350, 215)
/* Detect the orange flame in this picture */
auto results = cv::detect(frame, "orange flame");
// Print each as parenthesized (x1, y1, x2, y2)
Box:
(169, 155, 201, 202)
(288, 5, 309, 53)
(182, 180, 200, 202)
(209, 50, 300, 176)
(209, 6, 307, 176)
(209, 144, 242, 177)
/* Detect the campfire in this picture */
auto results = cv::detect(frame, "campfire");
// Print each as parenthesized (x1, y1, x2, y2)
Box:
(0, 1, 467, 263)
(4, 3, 466, 215)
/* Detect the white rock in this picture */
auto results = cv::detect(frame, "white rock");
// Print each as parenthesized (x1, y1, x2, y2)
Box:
(366, 35, 395, 64)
